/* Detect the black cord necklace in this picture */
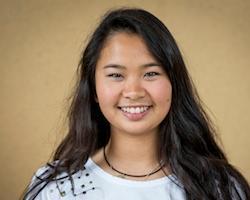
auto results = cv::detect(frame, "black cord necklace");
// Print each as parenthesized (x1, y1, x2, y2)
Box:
(103, 146, 163, 178)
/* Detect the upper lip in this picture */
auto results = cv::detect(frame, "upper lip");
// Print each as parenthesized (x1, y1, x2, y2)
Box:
(118, 105, 152, 108)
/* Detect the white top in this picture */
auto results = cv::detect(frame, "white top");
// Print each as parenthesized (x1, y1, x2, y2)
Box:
(29, 158, 186, 200)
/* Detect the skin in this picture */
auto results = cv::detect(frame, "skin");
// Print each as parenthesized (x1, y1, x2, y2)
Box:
(92, 32, 172, 180)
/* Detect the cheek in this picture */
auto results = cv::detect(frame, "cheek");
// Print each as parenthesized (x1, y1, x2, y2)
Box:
(96, 83, 119, 106)
(150, 80, 172, 104)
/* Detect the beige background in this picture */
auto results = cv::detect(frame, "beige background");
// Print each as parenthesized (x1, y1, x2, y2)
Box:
(0, 0, 249, 199)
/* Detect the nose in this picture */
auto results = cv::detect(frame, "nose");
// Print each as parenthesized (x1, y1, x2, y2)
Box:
(122, 77, 146, 100)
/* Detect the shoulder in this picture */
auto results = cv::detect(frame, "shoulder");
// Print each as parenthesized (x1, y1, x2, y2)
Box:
(25, 161, 58, 199)
(29, 161, 59, 185)
(26, 159, 98, 199)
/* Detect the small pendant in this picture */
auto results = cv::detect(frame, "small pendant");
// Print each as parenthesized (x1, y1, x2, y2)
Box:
(60, 191, 66, 196)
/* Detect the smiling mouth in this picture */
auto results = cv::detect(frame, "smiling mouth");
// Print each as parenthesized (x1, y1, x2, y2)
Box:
(117, 106, 152, 121)
(118, 106, 152, 114)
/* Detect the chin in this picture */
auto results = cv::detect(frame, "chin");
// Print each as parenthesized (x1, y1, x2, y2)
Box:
(119, 126, 157, 136)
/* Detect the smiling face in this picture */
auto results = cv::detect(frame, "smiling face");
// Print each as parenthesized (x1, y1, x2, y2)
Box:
(95, 32, 172, 137)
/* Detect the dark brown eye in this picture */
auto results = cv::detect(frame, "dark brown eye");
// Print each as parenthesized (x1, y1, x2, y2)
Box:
(107, 73, 123, 80)
(144, 72, 160, 78)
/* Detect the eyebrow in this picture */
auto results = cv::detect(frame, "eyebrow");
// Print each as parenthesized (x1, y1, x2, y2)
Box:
(103, 62, 161, 69)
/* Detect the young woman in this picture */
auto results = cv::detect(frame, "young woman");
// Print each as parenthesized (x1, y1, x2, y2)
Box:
(24, 8, 250, 200)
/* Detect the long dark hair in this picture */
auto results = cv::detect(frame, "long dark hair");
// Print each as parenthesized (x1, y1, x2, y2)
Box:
(23, 8, 250, 200)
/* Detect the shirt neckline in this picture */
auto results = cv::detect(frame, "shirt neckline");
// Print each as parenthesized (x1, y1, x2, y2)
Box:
(85, 157, 174, 187)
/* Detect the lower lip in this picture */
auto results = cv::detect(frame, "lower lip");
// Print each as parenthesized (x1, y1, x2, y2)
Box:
(119, 107, 151, 121)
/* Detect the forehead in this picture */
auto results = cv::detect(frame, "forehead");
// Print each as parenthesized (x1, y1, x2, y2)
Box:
(96, 32, 158, 69)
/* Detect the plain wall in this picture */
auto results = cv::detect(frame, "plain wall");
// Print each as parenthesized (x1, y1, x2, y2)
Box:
(0, 0, 249, 199)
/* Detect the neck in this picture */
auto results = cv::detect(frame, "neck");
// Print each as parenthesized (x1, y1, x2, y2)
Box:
(104, 128, 161, 174)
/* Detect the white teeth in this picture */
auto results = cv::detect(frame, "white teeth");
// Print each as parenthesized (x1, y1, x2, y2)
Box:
(132, 108, 136, 113)
(120, 106, 150, 114)
(135, 107, 140, 113)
